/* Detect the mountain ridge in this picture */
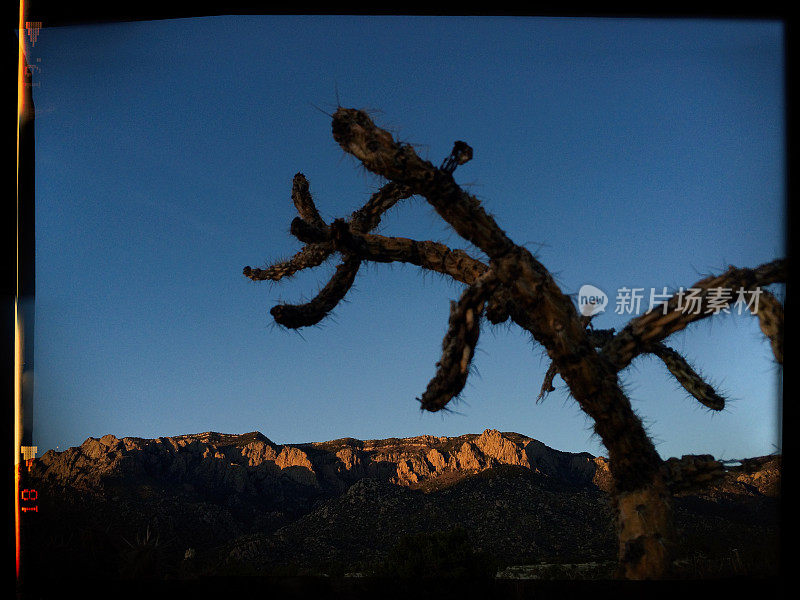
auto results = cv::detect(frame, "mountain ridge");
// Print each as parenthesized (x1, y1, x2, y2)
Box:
(32, 428, 614, 497)
(24, 428, 780, 580)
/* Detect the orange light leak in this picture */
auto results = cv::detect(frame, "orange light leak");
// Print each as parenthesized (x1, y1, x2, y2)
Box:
(17, 0, 29, 126)
(14, 311, 22, 582)
(16, 0, 28, 581)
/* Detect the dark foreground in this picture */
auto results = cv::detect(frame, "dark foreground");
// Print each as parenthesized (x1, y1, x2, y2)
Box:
(17, 574, 786, 600)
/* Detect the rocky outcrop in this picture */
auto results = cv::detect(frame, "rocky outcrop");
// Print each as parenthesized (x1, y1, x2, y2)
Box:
(725, 455, 781, 496)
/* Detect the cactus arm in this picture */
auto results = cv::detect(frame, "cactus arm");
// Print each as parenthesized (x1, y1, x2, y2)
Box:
(332, 108, 515, 260)
(418, 271, 499, 412)
(601, 259, 786, 372)
(291, 173, 327, 230)
(243, 243, 333, 282)
(538, 324, 726, 411)
(329, 221, 488, 285)
(485, 286, 512, 324)
(647, 343, 725, 411)
(245, 177, 415, 314)
(536, 362, 558, 403)
(587, 327, 616, 347)
(269, 254, 361, 328)
(347, 182, 413, 234)
(751, 288, 783, 364)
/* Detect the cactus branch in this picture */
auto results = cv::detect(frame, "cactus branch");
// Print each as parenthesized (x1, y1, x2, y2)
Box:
(648, 343, 725, 411)
(243, 242, 334, 282)
(332, 107, 516, 259)
(536, 326, 617, 402)
(538, 324, 725, 410)
(290, 216, 330, 244)
(751, 288, 783, 364)
(250, 178, 415, 320)
(440, 141, 474, 174)
(329, 222, 488, 285)
(485, 286, 512, 324)
(269, 254, 361, 328)
(601, 259, 786, 372)
(537, 362, 558, 402)
(587, 327, 616, 348)
(418, 271, 499, 412)
(291, 173, 327, 230)
(348, 182, 413, 233)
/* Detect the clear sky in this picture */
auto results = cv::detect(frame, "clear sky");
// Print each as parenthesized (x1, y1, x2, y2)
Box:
(28, 16, 784, 461)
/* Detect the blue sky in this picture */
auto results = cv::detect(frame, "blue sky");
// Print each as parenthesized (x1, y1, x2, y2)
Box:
(28, 16, 784, 461)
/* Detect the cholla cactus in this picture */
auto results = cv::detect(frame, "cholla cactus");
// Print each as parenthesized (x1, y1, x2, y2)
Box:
(243, 108, 784, 579)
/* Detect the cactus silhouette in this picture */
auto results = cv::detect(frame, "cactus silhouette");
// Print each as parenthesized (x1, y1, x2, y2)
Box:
(243, 108, 784, 579)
